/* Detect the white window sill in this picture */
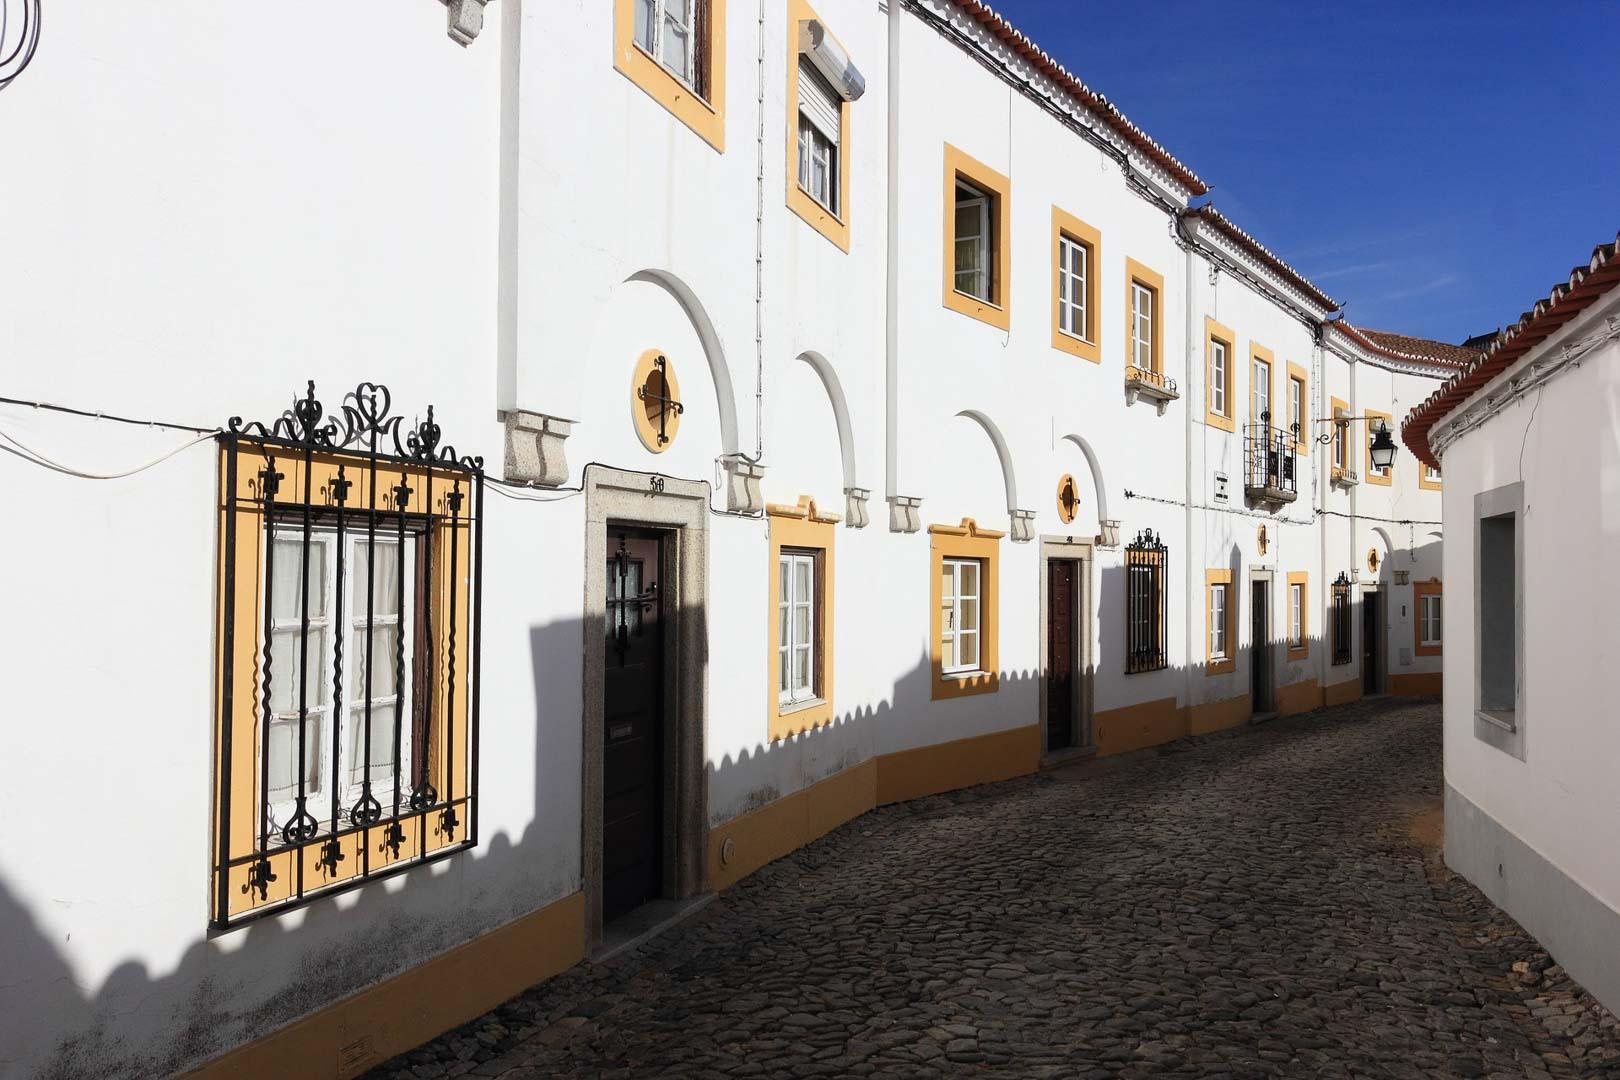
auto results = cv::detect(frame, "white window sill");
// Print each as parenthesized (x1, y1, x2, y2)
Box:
(1476, 708, 1517, 733)
(942, 668, 986, 681)
(778, 695, 826, 716)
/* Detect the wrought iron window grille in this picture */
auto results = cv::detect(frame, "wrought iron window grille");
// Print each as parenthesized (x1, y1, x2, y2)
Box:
(212, 381, 484, 929)
(1331, 571, 1352, 666)
(1243, 422, 1298, 501)
(1125, 529, 1168, 674)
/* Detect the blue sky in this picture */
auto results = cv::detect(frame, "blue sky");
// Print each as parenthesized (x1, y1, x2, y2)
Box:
(993, 1, 1619, 342)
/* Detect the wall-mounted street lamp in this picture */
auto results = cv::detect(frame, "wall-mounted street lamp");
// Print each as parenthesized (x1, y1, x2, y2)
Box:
(1311, 414, 1398, 470)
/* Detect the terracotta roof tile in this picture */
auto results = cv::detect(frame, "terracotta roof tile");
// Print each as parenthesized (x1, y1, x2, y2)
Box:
(943, 0, 1208, 196)
(1345, 327, 1483, 370)
(1402, 230, 1620, 468)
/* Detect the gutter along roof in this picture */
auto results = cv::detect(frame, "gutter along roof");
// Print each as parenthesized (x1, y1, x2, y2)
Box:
(1402, 230, 1620, 469)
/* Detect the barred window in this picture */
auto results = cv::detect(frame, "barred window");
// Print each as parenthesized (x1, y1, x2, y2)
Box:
(212, 382, 483, 928)
(1125, 530, 1167, 673)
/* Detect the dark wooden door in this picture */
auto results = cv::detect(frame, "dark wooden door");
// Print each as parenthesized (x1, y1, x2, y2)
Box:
(603, 528, 664, 922)
(1046, 560, 1077, 751)
(1251, 580, 1270, 711)
(1362, 590, 1381, 694)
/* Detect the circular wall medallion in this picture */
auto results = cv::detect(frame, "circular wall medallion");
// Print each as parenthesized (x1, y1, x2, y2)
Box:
(1056, 473, 1078, 524)
(1367, 547, 1381, 574)
(1256, 524, 1269, 555)
(632, 349, 683, 454)
(720, 836, 736, 867)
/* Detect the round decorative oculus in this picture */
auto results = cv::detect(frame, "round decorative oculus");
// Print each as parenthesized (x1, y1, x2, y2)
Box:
(1056, 473, 1078, 524)
(1367, 547, 1381, 574)
(632, 349, 683, 454)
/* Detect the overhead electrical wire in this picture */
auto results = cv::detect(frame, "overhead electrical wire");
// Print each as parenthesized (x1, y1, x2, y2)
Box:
(0, 0, 42, 92)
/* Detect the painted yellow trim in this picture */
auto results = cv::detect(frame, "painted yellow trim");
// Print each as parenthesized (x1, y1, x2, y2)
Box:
(1055, 473, 1078, 524)
(632, 348, 683, 453)
(785, 0, 851, 251)
(1329, 396, 1351, 477)
(1050, 206, 1102, 363)
(767, 497, 837, 741)
(1204, 568, 1235, 676)
(1286, 361, 1309, 451)
(929, 518, 1002, 699)
(707, 723, 1040, 889)
(1364, 407, 1393, 486)
(1419, 463, 1443, 491)
(875, 724, 1039, 805)
(1413, 578, 1443, 657)
(186, 892, 585, 1080)
(1248, 340, 1275, 428)
(942, 144, 1011, 330)
(1094, 696, 1183, 756)
(1287, 570, 1309, 660)
(1275, 677, 1321, 717)
(1188, 692, 1250, 735)
(214, 447, 474, 922)
(1204, 316, 1237, 433)
(613, 0, 727, 152)
(1124, 257, 1165, 375)
(1390, 671, 1442, 696)
(1324, 678, 1362, 708)
(707, 759, 876, 891)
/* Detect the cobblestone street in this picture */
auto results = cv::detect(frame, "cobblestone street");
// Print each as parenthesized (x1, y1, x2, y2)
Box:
(371, 698, 1620, 1079)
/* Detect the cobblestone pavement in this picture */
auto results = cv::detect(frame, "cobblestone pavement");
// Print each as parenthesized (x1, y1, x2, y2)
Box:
(370, 697, 1620, 1079)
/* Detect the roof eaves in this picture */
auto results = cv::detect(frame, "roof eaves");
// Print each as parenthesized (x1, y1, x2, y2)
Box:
(1190, 205, 1339, 312)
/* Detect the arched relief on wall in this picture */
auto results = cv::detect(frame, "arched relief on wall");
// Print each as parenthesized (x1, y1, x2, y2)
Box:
(955, 409, 1033, 542)
(625, 269, 741, 458)
(1060, 433, 1113, 546)
(796, 350, 868, 527)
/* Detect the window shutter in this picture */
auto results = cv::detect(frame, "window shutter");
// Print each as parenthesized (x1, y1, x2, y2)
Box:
(798, 64, 841, 144)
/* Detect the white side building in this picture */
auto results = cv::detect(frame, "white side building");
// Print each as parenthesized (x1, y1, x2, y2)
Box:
(1404, 230, 1620, 1018)
(0, 1, 1469, 1076)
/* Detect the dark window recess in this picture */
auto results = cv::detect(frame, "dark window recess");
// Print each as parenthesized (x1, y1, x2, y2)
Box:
(212, 381, 485, 929)
(1125, 529, 1168, 673)
(1243, 421, 1298, 502)
(1331, 572, 1353, 666)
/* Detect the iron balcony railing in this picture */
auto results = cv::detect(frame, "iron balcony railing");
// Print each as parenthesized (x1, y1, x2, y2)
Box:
(1244, 423, 1298, 502)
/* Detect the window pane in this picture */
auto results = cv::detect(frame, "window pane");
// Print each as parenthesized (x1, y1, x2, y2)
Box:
(269, 627, 328, 712)
(779, 602, 789, 647)
(959, 561, 979, 599)
(941, 634, 956, 671)
(794, 558, 811, 600)
(354, 540, 402, 619)
(793, 644, 810, 691)
(635, 0, 656, 51)
(958, 630, 979, 670)
(793, 603, 811, 644)
(779, 649, 790, 694)
(940, 564, 955, 603)
(958, 596, 979, 636)
(348, 705, 396, 787)
(272, 537, 328, 621)
(352, 625, 400, 702)
(779, 557, 791, 602)
(268, 715, 322, 803)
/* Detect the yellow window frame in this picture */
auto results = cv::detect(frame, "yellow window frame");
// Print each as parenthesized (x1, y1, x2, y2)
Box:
(767, 496, 838, 741)
(613, 0, 728, 152)
(942, 144, 1011, 331)
(929, 519, 1002, 699)
(1050, 206, 1101, 362)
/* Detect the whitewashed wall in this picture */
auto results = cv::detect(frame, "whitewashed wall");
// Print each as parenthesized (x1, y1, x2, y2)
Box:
(0, 0, 1449, 1075)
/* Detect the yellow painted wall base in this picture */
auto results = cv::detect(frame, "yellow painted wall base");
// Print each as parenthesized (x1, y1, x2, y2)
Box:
(1188, 692, 1251, 736)
(1094, 696, 1184, 755)
(1275, 678, 1322, 717)
(187, 891, 586, 1080)
(706, 759, 877, 891)
(875, 724, 1041, 806)
(1390, 671, 1442, 696)
(1323, 678, 1362, 707)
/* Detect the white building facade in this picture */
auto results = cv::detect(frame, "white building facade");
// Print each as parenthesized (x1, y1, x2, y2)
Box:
(1404, 232, 1620, 1019)
(0, 1, 1463, 1076)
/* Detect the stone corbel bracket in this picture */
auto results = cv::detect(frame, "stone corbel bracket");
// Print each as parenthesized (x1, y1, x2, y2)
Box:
(843, 487, 871, 529)
(722, 457, 765, 514)
(887, 495, 922, 534)
(1095, 519, 1121, 550)
(502, 410, 572, 487)
(442, 0, 492, 46)
(1009, 509, 1036, 543)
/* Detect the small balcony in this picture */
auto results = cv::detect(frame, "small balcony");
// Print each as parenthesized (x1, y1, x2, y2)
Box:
(1331, 463, 1360, 488)
(1123, 365, 1179, 415)
(1245, 423, 1298, 507)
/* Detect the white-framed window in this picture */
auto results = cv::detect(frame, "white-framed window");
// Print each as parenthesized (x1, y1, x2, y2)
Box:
(1211, 339, 1228, 416)
(796, 65, 840, 215)
(1131, 281, 1155, 370)
(1290, 582, 1304, 648)
(778, 550, 818, 704)
(1333, 408, 1347, 469)
(954, 181, 992, 301)
(265, 528, 415, 839)
(1252, 358, 1271, 423)
(1425, 464, 1442, 484)
(1419, 592, 1442, 646)
(1208, 583, 1228, 659)
(940, 557, 982, 674)
(1057, 233, 1089, 340)
(1289, 377, 1303, 439)
(634, 0, 697, 90)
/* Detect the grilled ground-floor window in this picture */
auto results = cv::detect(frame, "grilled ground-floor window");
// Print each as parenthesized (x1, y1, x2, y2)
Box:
(1331, 573, 1352, 665)
(1125, 530, 1167, 673)
(212, 383, 483, 928)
